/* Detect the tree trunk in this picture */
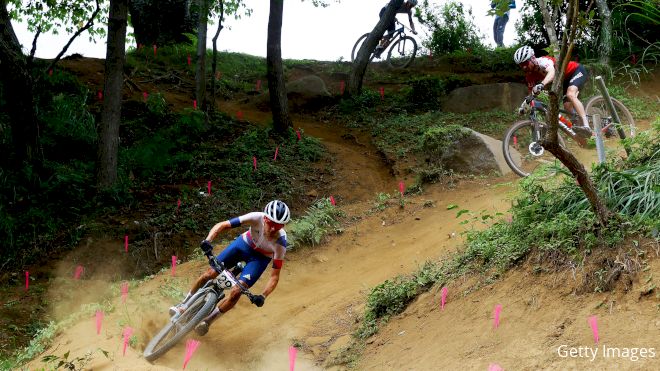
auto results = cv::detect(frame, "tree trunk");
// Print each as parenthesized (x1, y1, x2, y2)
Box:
(210, 1, 224, 109)
(595, 0, 611, 65)
(266, 0, 292, 134)
(0, 0, 40, 167)
(348, 0, 403, 96)
(539, 0, 610, 226)
(195, 0, 209, 111)
(97, 0, 128, 190)
(537, 0, 559, 55)
(128, 0, 197, 46)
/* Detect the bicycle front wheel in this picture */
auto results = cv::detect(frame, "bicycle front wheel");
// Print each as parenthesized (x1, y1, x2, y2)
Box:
(503, 120, 565, 177)
(351, 33, 373, 63)
(143, 291, 219, 362)
(387, 36, 417, 68)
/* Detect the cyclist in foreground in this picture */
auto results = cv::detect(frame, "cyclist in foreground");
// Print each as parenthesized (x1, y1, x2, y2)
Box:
(170, 200, 291, 336)
(514, 45, 591, 138)
(375, 0, 418, 58)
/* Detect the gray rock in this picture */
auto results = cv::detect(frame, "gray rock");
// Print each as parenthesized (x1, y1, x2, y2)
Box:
(438, 128, 519, 176)
(442, 83, 527, 113)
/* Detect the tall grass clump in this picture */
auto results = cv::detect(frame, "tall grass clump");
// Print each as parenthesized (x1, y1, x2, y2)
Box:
(287, 198, 345, 249)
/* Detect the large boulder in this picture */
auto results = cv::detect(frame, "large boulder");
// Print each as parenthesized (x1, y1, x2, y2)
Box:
(422, 126, 519, 176)
(441, 83, 527, 113)
(254, 75, 333, 111)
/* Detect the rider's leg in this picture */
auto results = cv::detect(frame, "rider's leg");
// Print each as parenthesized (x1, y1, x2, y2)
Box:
(566, 85, 588, 128)
(169, 268, 218, 315)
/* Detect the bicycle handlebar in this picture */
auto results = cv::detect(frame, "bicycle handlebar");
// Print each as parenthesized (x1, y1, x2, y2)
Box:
(205, 251, 257, 303)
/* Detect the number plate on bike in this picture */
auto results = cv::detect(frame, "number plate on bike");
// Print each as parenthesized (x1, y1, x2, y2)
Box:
(218, 271, 235, 288)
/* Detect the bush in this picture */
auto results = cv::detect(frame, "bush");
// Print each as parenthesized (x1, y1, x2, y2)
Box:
(287, 198, 344, 248)
(419, 0, 485, 55)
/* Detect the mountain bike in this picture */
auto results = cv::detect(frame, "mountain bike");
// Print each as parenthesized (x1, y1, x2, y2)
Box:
(351, 20, 418, 69)
(502, 93, 635, 177)
(143, 252, 256, 362)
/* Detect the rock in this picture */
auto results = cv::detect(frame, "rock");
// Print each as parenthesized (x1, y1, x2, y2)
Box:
(253, 75, 334, 111)
(441, 82, 528, 113)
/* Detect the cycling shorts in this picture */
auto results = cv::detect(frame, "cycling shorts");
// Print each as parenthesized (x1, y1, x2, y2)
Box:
(216, 236, 271, 287)
(563, 65, 588, 101)
(379, 7, 397, 33)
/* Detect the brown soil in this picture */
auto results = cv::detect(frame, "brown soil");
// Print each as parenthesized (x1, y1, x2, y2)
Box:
(9, 58, 660, 370)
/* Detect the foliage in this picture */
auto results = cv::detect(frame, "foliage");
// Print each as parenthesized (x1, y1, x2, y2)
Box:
(420, 124, 471, 161)
(7, 0, 107, 40)
(418, 0, 485, 54)
(287, 198, 345, 248)
(41, 349, 110, 370)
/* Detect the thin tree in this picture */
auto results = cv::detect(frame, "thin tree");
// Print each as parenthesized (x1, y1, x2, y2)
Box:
(348, 0, 404, 96)
(538, 0, 611, 226)
(594, 0, 612, 65)
(266, 0, 292, 133)
(195, 0, 209, 111)
(97, 0, 128, 189)
(210, 0, 225, 107)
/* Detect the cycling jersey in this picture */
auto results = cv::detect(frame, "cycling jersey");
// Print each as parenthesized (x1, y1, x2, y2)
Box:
(525, 56, 581, 92)
(229, 212, 287, 268)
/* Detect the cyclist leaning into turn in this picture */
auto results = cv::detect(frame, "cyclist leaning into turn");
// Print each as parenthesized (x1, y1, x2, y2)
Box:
(169, 200, 291, 336)
(375, 0, 418, 58)
(514, 45, 591, 138)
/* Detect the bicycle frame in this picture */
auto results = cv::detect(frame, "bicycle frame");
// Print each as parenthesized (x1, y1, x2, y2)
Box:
(519, 95, 588, 147)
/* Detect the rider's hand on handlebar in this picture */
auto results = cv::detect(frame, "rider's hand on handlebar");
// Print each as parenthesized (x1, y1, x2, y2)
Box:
(250, 294, 265, 307)
(532, 83, 545, 95)
(200, 240, 214, 255)
(412, 29, 418, 35)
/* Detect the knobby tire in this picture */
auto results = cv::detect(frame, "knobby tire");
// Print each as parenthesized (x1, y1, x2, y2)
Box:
(387, 36, 417, 69)
(143, 291, 219, 362)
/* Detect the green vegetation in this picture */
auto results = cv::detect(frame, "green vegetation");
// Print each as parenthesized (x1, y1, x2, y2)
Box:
(287, 198, 345, 248)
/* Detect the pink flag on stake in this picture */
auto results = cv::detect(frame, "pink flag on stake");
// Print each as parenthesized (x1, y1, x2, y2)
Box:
(441, 287, 448, 310)
(488, 363, 504, 371)
(143, 91, 148, 102)
(274, 146, 279, 161)
(48, 69, 53, 76)
(74, 265, 84, 280)
(193, 100, 197, 109)
(340, 80, 345, 95)
(171, 256, 177, 276)
(256, 79, 262, 91)
(187, 54, 191, 65)
(183, 339, 201, 369)
(513, 135, 518, 146)
(296, 129, 301, 141)
(177, 199, 181, 213)
(122, 326, 134, 356)
(289, 346, 298, 371)
(97, 90, 103, 101)
(121, 282, 129, 303)
(124, 235, 128, 253)
(253, 156, 257, 171)
(399, 181, 405, 196)
(25, 271, 29, 291)
(153, 45, 157, 56)
(236, 111, 243, 120)
(379, 86, 385, 100)
(588, 315, 599, 343)
(95, 310, 103, 335)
(207, 180, 212, 196)
(330, 195, 336, 206)
(493, 304, 502, 329)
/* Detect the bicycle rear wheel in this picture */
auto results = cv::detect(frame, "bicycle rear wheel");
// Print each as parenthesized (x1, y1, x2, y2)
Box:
(503, 120, 565, 177)
(585, 96, 635, 162)
(351, 33, 375, 63)
(143, 291, 219, 362)
(387, 36, 417, 68)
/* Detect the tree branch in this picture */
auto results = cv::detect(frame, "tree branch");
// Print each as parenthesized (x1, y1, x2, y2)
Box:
(28, 26, 42, 65)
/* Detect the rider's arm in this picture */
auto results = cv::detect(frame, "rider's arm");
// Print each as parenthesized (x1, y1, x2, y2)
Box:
(407, 10, 416, 33)
(539, 62, 555, 88)
(262, 267, 281, 298)
(205, 220, 232, 241)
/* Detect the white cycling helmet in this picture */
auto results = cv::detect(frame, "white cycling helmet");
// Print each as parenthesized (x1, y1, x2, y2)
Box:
(264, 200, 291, 224)
(514, 46, 534, 64)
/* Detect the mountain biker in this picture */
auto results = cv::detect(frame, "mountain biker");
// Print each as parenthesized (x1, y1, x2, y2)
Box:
(514, 45, 591, 138)
(170, 200, 291, 336)
(375, 0, 418, 58)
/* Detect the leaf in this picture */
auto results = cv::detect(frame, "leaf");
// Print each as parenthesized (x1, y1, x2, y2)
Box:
(456, 209, 469, 218)
(446, 204, 458, 210)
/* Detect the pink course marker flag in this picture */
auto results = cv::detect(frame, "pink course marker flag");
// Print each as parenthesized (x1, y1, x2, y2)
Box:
(329, 195, 336, 206)
(95, 310, 104, 335)
(74, 265, 84, 280)
(177, 199, 181, 213)
(153, 45, 157, 56)
(207, 181, 212, 196)
(340, 80, 345, 95)
(493, 304, 502, 329)
(143, 91, 148, 102)
(295, 129, 301, 141)
(274, 146, 279, 161)
(183, 339, 201, 369)
(236, 111, 244, 120)
(122, 326, 133, 356)
(25, 271, 29, 291)
(440, 287, 448, 310)
(488, 363, 504, 371)
(379, 86, 385, 100)
(399, 181, 405, 196)
(256, 79, 262, 91)
(97, 90, 103, 101)
(172, 256, 177, 276)
(289, 346, 298, 371)
(124, 235, 128, 253)
(187, 54, 191, 65)
(253, 156, 257, 171)
(588, 315, 599, 343)
(193, 100, 197, 109)
(121, 281, 129, 303)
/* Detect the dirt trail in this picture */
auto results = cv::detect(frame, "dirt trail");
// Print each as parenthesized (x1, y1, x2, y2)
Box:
(26, 102, 659, 370)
